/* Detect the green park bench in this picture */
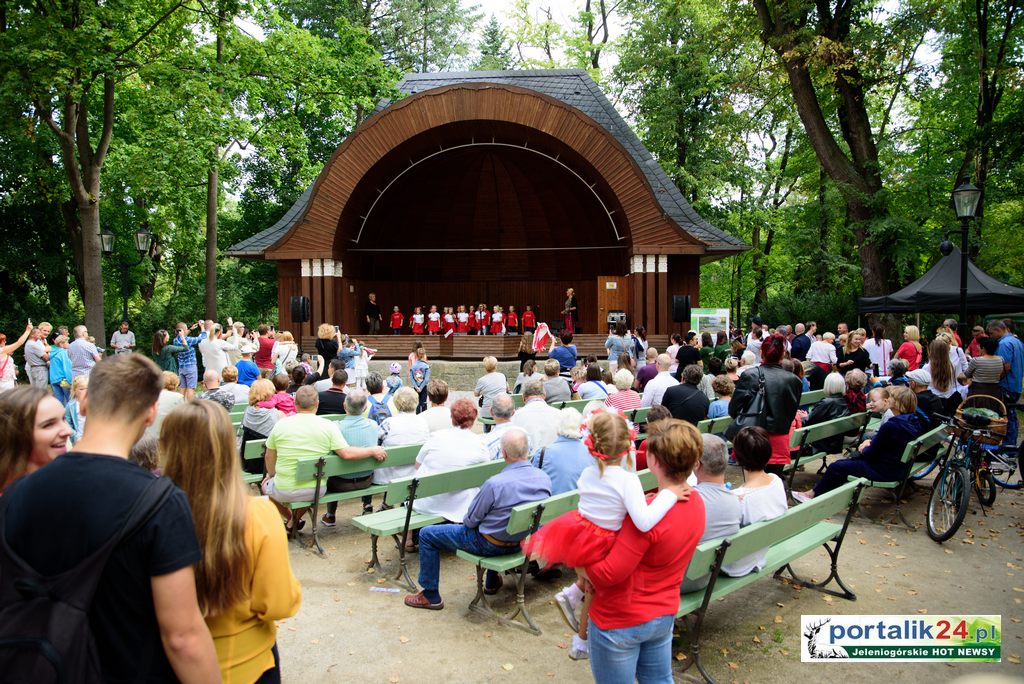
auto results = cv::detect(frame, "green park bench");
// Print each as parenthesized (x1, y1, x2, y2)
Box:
(799, 389, 825, 407)
(696, 415, 732, 436)
(477, 394, 527, 426)
(785, 413, 870, 496)
(241, 438, 266, 486)
(351, 459, 507, 591)
(454, 469, 657, 635)
(848, 425, 948, 527)
(230, 402, 247, 416)
(288, 444, 423, 555)
(675, 479, 865, 683)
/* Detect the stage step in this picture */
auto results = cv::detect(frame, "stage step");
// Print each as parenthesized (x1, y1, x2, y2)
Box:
(301, 334, 671, 361)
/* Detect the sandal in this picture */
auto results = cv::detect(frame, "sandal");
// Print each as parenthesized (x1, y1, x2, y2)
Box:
(404, 591, 444, 610)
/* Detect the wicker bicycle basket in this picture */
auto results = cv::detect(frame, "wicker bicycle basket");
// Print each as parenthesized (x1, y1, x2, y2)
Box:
(952, 394, 1008, 446)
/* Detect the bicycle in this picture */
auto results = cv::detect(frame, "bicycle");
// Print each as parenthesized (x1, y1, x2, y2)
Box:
(925, 414, 999, 543)
(988, 446, 1022, 490)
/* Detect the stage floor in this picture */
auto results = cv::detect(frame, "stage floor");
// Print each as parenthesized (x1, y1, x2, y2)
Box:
(302, 333, 670, 361)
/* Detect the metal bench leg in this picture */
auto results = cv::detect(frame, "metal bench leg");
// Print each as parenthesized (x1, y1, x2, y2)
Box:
(498, 568, 541, 635)
(466, 565, 492, 615)
(774, 545, 856, 601)
(309, 516, 325, 556)
(366, 535, 383, 573)
(390, 533, 417, 593)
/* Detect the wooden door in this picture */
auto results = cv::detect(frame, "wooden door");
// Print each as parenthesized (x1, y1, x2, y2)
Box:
(596, 275, 629, 334)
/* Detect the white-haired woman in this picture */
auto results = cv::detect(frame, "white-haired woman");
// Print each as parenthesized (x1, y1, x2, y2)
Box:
(801, 372, 850, 455)
(736, 350, 757, 376)
(606, 368, 641, 410)
(530, 407, 592, 495)
(375, 386, 430, 485)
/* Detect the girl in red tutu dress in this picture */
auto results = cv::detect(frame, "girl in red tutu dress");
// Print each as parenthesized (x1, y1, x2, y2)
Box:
(523, 410, 690, 659)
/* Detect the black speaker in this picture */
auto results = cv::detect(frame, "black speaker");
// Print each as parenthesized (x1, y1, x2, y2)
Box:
(672, 295, 691, 323)
(290, 295, 310, 323)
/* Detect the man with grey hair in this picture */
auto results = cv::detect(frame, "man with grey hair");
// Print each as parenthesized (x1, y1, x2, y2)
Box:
(199, 368, 235, 411)
(681, 434, 742, 591)
(512, 380, 560, 449)
(68, 324, 102, 378)
(791, 322, 810, 361)
(24, 326, 51, 391)
(482, 393, 523, 459)
(531, 407, 592, 495)
(661, 364, 709, 425)
(405, 427, 552, 611)
(322, 389, 381, 522)
(640, 353, 677, 408)
(199, 320, 237, 377)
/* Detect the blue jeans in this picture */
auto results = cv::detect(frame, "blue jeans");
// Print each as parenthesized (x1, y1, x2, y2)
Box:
(589, 614, 675, 684)
(51, 383, 70, 406)
(417, 524, 506, 600)
(1004, 390, 1020, 446)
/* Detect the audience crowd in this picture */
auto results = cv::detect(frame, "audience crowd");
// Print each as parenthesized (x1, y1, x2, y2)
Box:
(1, 309, 1021, 683)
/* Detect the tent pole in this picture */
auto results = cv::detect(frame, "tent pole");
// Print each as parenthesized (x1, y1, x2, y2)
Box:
(916, 312, 920, 330)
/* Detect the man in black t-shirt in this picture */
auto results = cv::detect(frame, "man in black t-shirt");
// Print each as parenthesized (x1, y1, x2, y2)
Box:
(674, 332, 703, 380)
(662, 364, 711, 425)
(317, 369, 349, 415)
(365, 292, 382, 335)
(2, 354, 219, 682)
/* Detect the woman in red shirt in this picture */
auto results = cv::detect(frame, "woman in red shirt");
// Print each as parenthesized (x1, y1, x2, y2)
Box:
(579, 419, 705, 682)
(894, 324, 923, 371)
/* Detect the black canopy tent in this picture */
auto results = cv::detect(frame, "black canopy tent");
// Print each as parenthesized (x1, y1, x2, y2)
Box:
(858, 246, 1024, 314)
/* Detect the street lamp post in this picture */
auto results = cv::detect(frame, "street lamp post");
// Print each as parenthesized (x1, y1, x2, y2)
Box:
(100, 227, 154, 324)
(940, 183, 981, 345)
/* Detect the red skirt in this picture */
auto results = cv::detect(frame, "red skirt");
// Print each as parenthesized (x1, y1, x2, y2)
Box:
(490, 322, 503, 335)
(412, 323, 424, 334)
(521, 511, 617, 568)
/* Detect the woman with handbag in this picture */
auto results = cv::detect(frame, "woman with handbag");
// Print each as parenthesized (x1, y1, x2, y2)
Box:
(728, 333, 801, 476)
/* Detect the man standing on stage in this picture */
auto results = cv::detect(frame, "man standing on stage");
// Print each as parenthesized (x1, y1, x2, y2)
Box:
(365, 293, 382, 335)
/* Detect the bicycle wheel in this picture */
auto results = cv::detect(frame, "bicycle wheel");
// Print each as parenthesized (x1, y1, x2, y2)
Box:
(974, 467, 997, 506)
(909, 457, 940, 481)
(989, 450, 1023, 489)
(927, 465, 971, 543)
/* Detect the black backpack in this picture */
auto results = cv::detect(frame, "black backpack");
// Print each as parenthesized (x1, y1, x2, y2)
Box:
(0, 475, 174, 683)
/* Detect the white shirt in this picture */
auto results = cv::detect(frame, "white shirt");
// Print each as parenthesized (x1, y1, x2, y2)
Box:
(199, 337, 237, 375)
(577, 465, 677, 532)
(722, 474, 787, 576)
(510, 398, 560, 449)
(421, 405, 452, 433)
(665, 344, 681, 374)
(745, 334, 763, 365)
(863, 338, 893, 375)
(807, 340, 838, 365)
(413, 428, 490, 522)
(221, 382, 250, 403)
(376, 411, 430, 484)
(110, 330, 135, 353)
(640, 371, 678, 408)
(482, 421, 529, 460)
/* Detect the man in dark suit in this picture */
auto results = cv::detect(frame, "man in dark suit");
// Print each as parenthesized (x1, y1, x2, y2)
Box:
(661, 364, 710, 425)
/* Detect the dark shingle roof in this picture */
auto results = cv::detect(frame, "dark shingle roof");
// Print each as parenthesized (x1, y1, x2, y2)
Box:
(227, 69, 747, 257)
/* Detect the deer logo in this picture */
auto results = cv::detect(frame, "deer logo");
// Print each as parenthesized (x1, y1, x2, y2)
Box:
(804, 618, 848, 659)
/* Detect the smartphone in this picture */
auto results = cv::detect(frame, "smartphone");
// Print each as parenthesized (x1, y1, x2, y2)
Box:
(334, 325, 340, 332)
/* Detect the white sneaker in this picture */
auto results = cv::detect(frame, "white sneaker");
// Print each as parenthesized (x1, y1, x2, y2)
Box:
(555, 590, 580, 632)
(569, 635, 589, 661)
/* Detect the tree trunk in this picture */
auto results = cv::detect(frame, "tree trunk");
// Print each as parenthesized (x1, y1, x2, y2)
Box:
(61, 198, 86, 298)
(78, 199, 106, 341)
(206, 166, 218, 319)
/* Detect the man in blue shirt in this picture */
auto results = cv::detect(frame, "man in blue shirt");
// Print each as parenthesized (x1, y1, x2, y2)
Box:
(173, 320, 207, 401)
(405, 428, 551, 610)
(988, 320, 1024, 446)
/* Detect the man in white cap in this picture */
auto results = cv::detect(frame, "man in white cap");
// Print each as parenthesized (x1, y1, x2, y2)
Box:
(906, 368, 941, 429)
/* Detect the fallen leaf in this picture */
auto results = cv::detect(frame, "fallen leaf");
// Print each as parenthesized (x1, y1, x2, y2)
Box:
(895, 555, 906, 559)
(1014, 587, 1024, 593)
(773, 615, 783, 624)
(501, 663, 514, 672)
(1011, 618, 1021, 624)
(310, 639, 320, 645)
(399, 636, 410, 644)
(781, 649, 790, 656)
(752, 636, 762, 644)
(1007, 655, 1021, 665)
(775, 602, 785, 608)
(675, 653, 688, 661)
(727, 662, 739, 670)
(858, 538, 868, 545)
(720, 647, 729, 656)
(390, 677, 400, 683)
(557, 643, 568, 649)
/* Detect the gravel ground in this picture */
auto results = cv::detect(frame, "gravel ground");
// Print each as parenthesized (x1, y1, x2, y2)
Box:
(271, 453, 1023, 684)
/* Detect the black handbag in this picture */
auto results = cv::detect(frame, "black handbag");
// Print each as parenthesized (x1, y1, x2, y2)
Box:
(725, 367, 768, 441)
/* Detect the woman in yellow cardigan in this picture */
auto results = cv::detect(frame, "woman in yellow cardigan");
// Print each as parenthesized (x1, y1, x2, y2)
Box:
(162, 401, 301, 683)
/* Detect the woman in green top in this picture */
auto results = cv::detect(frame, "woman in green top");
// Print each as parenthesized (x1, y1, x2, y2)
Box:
(713, 330, 732, 362)
(699, 332, 715, 368)
(152, 329, 186, 373)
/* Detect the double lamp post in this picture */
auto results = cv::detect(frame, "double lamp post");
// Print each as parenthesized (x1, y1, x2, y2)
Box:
(100, 226, 154, 325)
